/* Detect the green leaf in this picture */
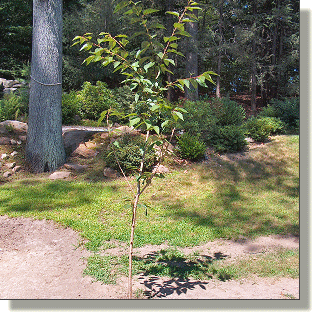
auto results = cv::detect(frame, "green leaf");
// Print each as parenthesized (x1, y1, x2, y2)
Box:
(173, 110, 184, 120)
(144, 61, 155, 72)
(176, 30, 191, 37)
(144, 119, 153, 130)
(150, 23, 166, 29)
(143, 8, 159, 15)
(80, 43, 92, 51)
(129, 117, 141, 127)
(161, 120, 170, 129)
(153, 126, 160, 135)
(114, 0, 129, 13)
(83, 55, 95, 65)
(135, 93, 139, 103)
(98, 110, 108, 126)
(166, 11, 179, 17)
(174, 22, 184, 31)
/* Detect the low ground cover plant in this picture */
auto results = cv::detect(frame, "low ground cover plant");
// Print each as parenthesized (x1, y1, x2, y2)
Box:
(177, 133, 207, 161)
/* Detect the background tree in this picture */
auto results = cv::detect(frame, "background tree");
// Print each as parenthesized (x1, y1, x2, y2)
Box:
(26, 0, 66, 172)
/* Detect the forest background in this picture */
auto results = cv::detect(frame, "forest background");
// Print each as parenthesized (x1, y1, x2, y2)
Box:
(0, 0, 299, 115)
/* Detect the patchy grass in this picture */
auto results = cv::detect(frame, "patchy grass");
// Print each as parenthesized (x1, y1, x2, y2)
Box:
(0, 135, 299, 251)
(83, 247, 299, 285)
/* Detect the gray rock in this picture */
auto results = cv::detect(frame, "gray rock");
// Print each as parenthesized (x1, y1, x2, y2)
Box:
(64, 163, 88, 171)
(103, 167, 119, 179)
(72, 142, 98, 158)
(3, 171, 12, 178)
(12, 165, 21, 173)
(1, 154, 8, 160)
(0, 137, 11, 145)
(6, 162, 16, 169)
(0, 120, 28, 134)
(152, 164, 169, 174)
(49, 171, 71, 180)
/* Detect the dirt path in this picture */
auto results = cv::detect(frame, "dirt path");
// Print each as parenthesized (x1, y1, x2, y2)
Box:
(0, 215, 299, 299)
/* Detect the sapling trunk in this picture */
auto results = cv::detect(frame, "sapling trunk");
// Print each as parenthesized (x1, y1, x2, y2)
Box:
(128, 131, 149, 299)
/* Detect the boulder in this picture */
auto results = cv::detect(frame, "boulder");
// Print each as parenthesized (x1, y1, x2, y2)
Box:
(0, 137, 11, 145)
(72, 142, 98, 158)
(103, 167, 119, 179)
(64, 163, 88, 171)
(152, 164, 169, 174)
(0, 120, 28, 134)
(49, 171, 71, 180)
(3, 171, 12, 178)
(12, 165, 21, 173)
(5, 162, 16, 169)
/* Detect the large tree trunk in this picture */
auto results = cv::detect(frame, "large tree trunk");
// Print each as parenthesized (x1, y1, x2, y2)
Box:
(26, 0, 66, 173)
(185, 10, 198, 101)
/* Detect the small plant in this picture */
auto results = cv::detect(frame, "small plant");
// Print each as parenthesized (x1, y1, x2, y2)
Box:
(104, 134, 157, 174)
(0, 92, 23, 121)
(177, 133, 206, 161)
(245, 117, 273, 142)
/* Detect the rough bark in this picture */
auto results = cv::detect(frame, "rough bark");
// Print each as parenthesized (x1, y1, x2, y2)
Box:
(185, 10, 199, 101)
(26, 0, 66, 173)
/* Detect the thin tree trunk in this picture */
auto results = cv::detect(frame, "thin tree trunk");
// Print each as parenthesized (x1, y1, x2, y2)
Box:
(166, 0, 174, 101)
(185, 10, 198, 101)
(216, 1, 223, 99)
(26, 0, 66, 173)
(251, 0, 257, 116)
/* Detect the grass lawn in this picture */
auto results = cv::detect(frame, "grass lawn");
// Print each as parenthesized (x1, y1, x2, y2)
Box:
(0, 135, 299, 252)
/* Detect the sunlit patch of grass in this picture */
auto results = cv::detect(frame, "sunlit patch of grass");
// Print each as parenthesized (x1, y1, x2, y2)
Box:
(0, 135, 299, 250)
(228, 249, 299, 279)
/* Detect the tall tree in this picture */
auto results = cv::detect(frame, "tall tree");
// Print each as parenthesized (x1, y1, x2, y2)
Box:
(185, 8, 199, 100)
(26, 0, 66, 173)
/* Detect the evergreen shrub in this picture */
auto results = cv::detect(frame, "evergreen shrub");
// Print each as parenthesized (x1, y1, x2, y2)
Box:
(207, 125, 247, 153)
(263, 97, 299, 133)
(245, 116, 283, 142)
(177, 133, 207, 161)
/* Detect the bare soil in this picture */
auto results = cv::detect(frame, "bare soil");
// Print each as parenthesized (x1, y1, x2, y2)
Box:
(0, 215, 299, 299)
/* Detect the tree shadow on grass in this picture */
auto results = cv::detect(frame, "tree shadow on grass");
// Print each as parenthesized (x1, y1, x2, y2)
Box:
(134, 249, 231, 298)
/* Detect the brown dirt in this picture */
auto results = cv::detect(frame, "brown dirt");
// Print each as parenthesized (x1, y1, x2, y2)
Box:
(0, 215, 299, 300)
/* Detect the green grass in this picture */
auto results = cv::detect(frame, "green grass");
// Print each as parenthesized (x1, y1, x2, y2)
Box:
(83, 247, 299, 285)
(0, 135, 299, 251)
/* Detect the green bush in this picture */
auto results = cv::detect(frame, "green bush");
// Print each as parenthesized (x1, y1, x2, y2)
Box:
(207, 125, 247, 153)
(61, 91, 81, 124)
(264, 97, 299, 133)
(179, 98, 247, 153)
(212, 97, 246, 126)
(104, 134, 157, 174)
(111, 85, 135, 117)
(77, 81, 119, 120)
(178, 100, 217, 137)
(177, 133, 207, 161)
(0, 92, 26, 121)
(245, 117, 280, 142)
